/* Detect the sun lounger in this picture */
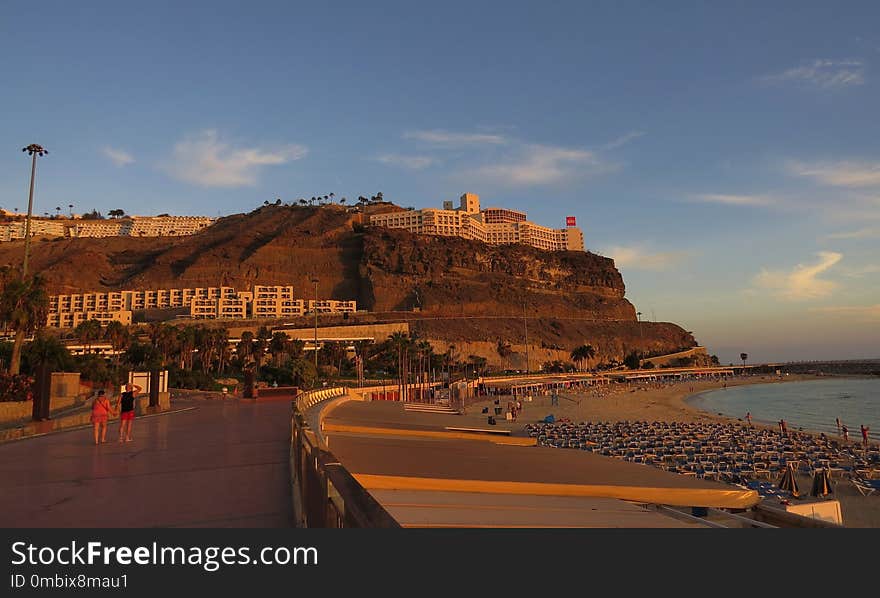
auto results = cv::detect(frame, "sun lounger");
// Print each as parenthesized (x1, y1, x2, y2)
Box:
(852, 478, 880, 497)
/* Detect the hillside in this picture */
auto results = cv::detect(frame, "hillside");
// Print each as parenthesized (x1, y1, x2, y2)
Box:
(0, 204, 699, 359)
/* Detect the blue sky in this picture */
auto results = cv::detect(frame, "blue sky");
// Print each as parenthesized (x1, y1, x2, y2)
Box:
(2, 1, 879, 363)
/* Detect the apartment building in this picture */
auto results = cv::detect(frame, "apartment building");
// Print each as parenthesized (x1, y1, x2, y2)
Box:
(45, 310, 132, 328)
(0, 219, 67, 241)
(125, 216, 214, 237)
(46, 284, 356, 327)
(370, 193, 585, 252)
(308, 300, 357, 314)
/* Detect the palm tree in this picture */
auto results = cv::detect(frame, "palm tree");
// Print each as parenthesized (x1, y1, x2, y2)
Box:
(73, 319, 102, 355)
(740, 353, 748, 368)
(570, 344, 597, 372)
(237, 330, 254, 364)
(103, 320, 130, 366)
(270, 331, 289, 367)
(388, 332, 412, 401)
(68, 204, 74, 217)
(0, 271, 49, 375)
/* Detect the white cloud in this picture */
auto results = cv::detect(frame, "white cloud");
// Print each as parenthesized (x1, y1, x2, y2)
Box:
(810, 304, 880, 320)
(825, 227, 880, 240)
(752, 251, 843, 301)
(164, 130, 307, 188)
(761, 59, 865, 89)
(102, 146, 134, 167)
(403, 129, 507, 146)
(840, 264, 880, 278)
(601, 245, 692, 271)
(603, 131, 645, 150)
(374, 154, 435, 169)
(787, 160, 880, 188)
(466, 144, 613, 186)
(690, 193, 776, 206)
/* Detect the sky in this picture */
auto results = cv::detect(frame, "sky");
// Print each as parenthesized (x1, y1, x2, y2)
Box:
(1, 1, 878, 364)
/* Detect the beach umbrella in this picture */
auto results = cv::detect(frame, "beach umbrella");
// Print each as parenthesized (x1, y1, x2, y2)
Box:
(777, 464, 800, 498)
(810, 468, 833, 498)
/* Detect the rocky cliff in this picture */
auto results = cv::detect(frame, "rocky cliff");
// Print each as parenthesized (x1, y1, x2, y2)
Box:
(0, 204, 698, 357)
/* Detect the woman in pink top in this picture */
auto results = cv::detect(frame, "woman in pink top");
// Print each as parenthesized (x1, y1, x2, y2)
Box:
(90, 389, 114, 445)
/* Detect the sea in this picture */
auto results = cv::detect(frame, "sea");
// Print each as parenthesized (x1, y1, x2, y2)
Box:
(687, 377, 880, 441)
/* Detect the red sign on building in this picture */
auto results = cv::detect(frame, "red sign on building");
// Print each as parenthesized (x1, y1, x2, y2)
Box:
(566, 216, 577, 227)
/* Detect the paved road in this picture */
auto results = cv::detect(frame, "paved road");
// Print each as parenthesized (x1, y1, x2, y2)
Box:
(0, 398, 293, 528)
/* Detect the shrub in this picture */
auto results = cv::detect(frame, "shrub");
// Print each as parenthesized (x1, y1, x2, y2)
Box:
(0, 373, 33, 402)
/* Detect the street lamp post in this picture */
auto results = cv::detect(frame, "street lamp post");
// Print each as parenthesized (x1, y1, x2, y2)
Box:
(21, 144, 48, 276)
(523, 303, 529, 375)
(311, 278, 319, 374)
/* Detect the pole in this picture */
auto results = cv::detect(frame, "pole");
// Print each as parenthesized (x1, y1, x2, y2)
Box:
(22, 152, 38, 276)
(523, 303, 529, 375)
(313, 279, 318, 373)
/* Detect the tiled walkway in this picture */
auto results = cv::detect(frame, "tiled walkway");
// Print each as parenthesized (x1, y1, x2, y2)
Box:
(0, 399, 293, 527)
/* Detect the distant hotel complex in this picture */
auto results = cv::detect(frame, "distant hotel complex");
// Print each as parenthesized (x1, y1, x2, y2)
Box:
(0, 215, 215, 242)
(369, 193, 585, 252)
(46, 285, 356, 328)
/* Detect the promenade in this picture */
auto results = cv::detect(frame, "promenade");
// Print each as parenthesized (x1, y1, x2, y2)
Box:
(0, 398, 292, 528)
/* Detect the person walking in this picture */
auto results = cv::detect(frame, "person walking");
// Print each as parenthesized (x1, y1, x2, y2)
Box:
(90, 389, 114, 445)
(836, 417, 841, 437)
(117, 382, 142, 443)
(861, 425, 870, 448)
(842, 424, 849, 442)
(745, 412, 752, 427)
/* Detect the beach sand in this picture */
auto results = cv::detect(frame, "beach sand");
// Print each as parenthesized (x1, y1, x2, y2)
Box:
(465, 374, 880, 528)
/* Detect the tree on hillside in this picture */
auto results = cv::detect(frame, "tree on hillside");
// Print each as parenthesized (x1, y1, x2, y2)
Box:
(298, 199, 307, 206)
(81, 209, 104, 220)
(108, 209, 126, 219)
(624, 350, 642, 370)
(0, 271, 49, 375)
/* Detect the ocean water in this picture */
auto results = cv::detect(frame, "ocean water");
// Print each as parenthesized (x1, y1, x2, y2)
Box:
(688, 377, 880, 442)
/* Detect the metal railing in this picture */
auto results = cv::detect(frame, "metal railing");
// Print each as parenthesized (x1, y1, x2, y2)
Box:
(290, 387, 399, 528)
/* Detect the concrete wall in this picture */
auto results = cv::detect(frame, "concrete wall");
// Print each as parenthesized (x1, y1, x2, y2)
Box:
(0, 395, 81, 424)
(640, 347, 709, 368)
(0, 372, 83, 425)
(227, 322, 409, 341)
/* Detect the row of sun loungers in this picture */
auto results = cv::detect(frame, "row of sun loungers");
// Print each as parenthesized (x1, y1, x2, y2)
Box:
(526, 421, 880, 489)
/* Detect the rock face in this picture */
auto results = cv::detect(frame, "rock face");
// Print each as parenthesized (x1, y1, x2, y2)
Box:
(360, 229, 634, 320)
(0, 203, 698, 356)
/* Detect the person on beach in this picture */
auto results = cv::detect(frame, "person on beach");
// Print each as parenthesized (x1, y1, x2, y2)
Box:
(836, 417, 841, 436)
(746, 412, 752, 427)
(861, 425, 870, 448)
(117, 382, 142, 443)
(842, 424, 849, 442)
(90, 389, 114, 445)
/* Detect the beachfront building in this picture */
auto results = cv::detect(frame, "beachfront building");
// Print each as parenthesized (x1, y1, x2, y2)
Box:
(46, 284, 356, 327)
(369, 193, 585, 252)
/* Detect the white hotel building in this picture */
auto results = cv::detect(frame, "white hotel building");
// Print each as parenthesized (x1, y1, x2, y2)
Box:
(46, 284, 356, 328)
(369, 193, 585, 252)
